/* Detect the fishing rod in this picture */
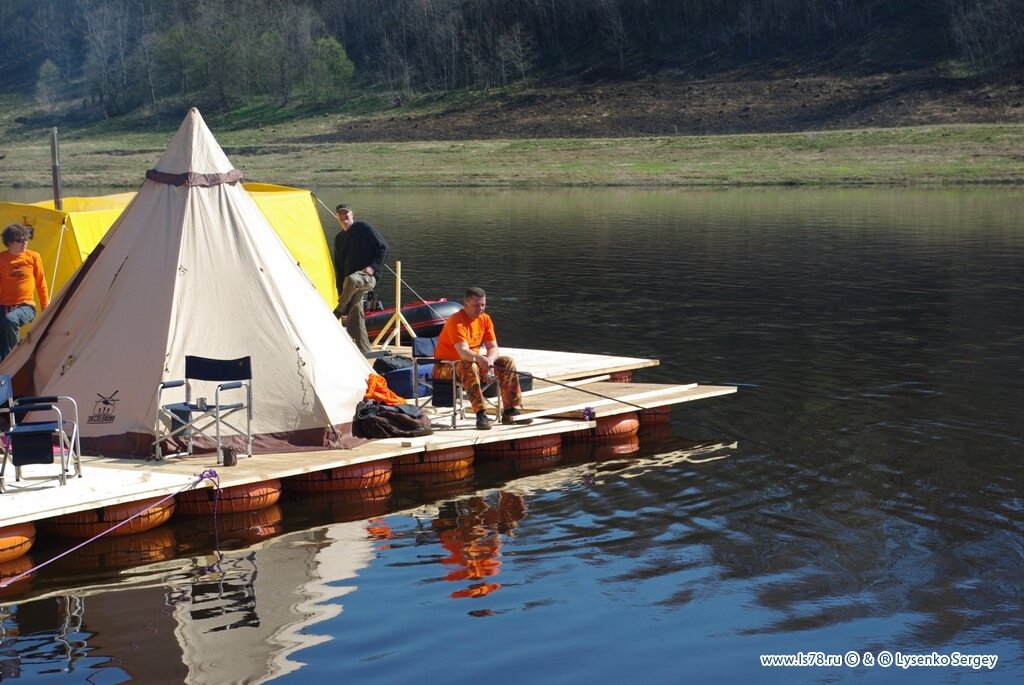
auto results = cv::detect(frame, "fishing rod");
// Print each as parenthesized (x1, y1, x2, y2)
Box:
(312, 194, 451, 321)
(494, 364, 648, 412)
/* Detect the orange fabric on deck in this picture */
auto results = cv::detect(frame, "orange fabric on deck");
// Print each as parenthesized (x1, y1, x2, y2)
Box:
(364, 373, 406, 404)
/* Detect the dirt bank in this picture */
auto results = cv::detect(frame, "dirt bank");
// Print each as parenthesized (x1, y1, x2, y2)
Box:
(300, 67, 1024, 143)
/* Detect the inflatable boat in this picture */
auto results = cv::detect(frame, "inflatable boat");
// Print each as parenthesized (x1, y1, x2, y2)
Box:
(364, 298, 462, 339)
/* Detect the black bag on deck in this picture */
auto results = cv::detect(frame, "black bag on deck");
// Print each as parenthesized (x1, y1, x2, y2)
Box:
(354, 400, 433, 439)
(372, 352, 413, 374)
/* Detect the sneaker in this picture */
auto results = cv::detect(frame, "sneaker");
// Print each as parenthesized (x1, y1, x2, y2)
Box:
(476, 411, 492, 430)
(501, 407, 533, 425)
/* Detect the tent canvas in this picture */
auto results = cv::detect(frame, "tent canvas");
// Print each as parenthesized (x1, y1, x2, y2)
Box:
(0, 108, 368, 458)
(0, 184, 338, 315)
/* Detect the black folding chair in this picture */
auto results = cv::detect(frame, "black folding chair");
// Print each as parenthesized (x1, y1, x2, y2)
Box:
(0, 374, 82, 493)
(410, 337, 499, 430)
(154, 356, 253, 462)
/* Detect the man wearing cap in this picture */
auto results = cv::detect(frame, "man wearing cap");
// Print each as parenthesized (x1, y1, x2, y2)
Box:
(433, 286, 531, 430)
(0, 223, 49, 361)
(332, 203, 389, 354)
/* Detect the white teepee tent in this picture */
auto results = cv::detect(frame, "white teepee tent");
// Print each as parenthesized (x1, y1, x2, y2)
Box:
(0, 108, 371, 457)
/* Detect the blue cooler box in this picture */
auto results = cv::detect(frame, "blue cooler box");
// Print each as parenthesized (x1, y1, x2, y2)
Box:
(384, 364, 433, 400)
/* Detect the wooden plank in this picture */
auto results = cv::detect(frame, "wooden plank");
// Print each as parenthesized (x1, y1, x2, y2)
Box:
(387, 344, 658, 382)
(522, 381, 734, 420)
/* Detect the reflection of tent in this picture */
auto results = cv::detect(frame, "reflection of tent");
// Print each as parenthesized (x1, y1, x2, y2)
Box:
(174, 521, 376, 684)
(0, 184, 338, 311)
(0, 108, 368, 457)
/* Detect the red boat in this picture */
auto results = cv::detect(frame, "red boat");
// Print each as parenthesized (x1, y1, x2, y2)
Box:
(364, 298, 462, 340)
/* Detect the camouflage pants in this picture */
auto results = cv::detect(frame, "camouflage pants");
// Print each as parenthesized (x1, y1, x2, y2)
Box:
(433, 355, 522, 414)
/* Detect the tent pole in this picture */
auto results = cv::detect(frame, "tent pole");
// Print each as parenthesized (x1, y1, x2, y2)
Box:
(50, 128, 63, 211)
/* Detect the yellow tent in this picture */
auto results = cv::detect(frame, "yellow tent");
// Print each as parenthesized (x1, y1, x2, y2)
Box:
(0, 183, 338, 314)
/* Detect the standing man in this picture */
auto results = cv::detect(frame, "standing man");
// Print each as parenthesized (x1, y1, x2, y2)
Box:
(332, 203, 388, 354)
(0, 224, 49, 361)
(433, 287, 531, 430)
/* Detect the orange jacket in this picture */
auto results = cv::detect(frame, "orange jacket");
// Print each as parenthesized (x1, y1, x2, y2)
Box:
(434, 310, 495, 361)
(0, 249, 49, 309)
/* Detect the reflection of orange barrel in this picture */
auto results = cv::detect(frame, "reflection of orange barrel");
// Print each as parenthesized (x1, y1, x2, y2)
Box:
(192, 504, 285, 543)
(0, 555, 34, 599)
(0, 522, 36, 563)
(638, 405, 671, 425)
(592, 435, 641, 460)
(638, 422, 673, 445)
(57, 526, 178, 571)
(42, 496, 175, 538)
(393, 446, 475, 476)
(404, 465, 475, 500)
(286, 458, 393, 491)
(477, 434, 562, 472)
(594, 412, 639, 441)
(411, 464, 474, 486)
(176, 479, 282, 515)
(300, 484, 394, 522)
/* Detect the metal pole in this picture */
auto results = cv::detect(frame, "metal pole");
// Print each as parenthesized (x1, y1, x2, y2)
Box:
(50, 127, 63, 211)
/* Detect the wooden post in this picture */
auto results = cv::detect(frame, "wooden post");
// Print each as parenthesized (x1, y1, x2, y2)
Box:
(50, 128, 63, 211)
(372, 260, 416, 349)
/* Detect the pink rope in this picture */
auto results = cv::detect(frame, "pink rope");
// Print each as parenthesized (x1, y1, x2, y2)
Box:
(0, 468, 220, 589)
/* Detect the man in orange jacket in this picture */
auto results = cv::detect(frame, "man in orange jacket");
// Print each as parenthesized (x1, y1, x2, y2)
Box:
(433, 287, 531, 430)
(0, 224, 49, 361)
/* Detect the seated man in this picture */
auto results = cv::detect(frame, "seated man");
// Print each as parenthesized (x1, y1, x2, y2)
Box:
(433, 287, 530, 430)
(0, 223, 49, 361)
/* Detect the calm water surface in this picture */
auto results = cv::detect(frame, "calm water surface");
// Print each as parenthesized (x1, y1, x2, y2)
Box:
(1, 187, 1022, 684)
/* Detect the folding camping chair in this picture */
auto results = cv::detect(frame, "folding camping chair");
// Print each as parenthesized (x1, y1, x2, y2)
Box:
(154, 355, 253, 462)
(409, 337, 500, 430)
(0, 375, 82, 493)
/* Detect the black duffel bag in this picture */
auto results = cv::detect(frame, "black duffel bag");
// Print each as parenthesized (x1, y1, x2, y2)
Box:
(354, 400, 433, 439)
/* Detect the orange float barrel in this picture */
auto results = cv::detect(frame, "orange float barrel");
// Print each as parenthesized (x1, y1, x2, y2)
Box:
(176, 479, 282, 515)
(0, 522, 36, 563)
(286, 458, 393, 491)
(393, 446, 474, 476)
(42, 496, 175, 538)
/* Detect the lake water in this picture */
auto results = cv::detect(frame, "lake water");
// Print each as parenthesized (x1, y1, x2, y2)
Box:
(1, 187, 1022, 684)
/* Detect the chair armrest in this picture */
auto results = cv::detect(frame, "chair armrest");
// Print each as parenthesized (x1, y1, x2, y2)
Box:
(160, 379, 186, 390)
(216, 381, 245, 392)
(17, 395, 59, 404)
(9, 403, 56, 414)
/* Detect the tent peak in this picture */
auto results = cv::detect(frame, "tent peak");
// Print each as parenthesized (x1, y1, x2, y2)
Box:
(147, 108, 241, 186)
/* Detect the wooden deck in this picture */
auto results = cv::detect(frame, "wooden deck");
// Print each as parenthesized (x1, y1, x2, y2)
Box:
(1, 347, 735, 528)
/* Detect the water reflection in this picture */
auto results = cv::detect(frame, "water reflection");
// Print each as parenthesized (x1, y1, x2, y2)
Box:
(1, 185, 1022, 681)
(433, 492, 526, 601)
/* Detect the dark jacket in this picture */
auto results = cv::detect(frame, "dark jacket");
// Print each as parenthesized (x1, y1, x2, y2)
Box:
(333, 220, 389, 291)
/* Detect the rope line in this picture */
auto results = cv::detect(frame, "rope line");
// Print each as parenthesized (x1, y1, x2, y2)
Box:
(494, 365, 649, 412)
(0, 469, 220, 589)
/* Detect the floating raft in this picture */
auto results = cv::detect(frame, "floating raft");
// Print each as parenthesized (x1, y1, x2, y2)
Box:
(0, 346, 736, 531)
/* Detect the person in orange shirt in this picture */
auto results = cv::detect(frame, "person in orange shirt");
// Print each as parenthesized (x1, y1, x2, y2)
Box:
(433, 286, 531, 430)
(0, 224, 49, 361)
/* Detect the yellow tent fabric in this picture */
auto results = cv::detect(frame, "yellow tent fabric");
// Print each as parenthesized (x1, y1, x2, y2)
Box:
(0, 193, 135, 306)
(0, 183, 337, 313)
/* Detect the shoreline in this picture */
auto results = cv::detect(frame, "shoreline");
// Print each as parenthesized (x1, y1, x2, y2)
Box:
(2, 123, 1022, 189)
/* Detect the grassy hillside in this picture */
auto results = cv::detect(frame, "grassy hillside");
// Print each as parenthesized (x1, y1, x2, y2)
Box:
(1, 63, 1023, 189)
